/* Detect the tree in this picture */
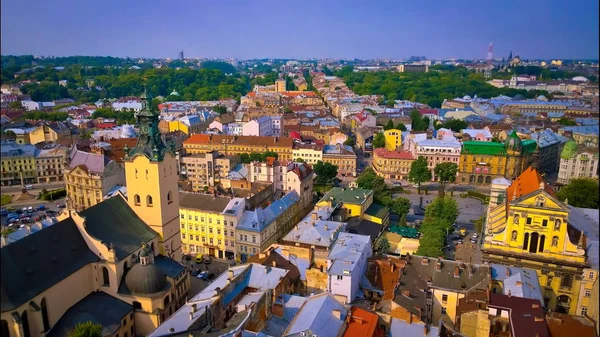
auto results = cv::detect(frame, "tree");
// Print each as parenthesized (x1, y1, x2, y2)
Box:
(374, 235, 391, 255)
(557, 117, 576, 126)
(396, 122, 407, 131)
(474, 215, 485, 234)
(425, 196, 459, 226)
(399, 213, 407, 227)
(8, 101, 22, 109)
(442, 119, 468, 132)
(295, 158, 305, 163)
(213, 105, 228, 115)
(434, 162, 458, 198)
(313, 161, 338, 185)
(415, 218, 448, 257)
(284, 106, 293, 114)
(68, 322, 102, 337)
(389, 197, 411, 216)
(1, 130, 16, 141)
(343, 138, 355, 147)
(372, 133, 385, 148)
(408, 156, 432, 192)
(556, 178, 599, 209)
(384, 119, 395, 130)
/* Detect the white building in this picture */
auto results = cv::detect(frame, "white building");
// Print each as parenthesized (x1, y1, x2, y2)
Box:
(21, 100, 42, 111)
(411, 139, 461, 180)
(326, 232, 372, 304)
(557, 140, 599, 185)
(112, 97, 143, 112)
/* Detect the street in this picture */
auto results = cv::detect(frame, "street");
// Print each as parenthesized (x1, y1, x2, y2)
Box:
(180, 257, 233, 297)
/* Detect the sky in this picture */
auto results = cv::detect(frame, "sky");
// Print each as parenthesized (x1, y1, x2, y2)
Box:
(2, 0, 598, 60)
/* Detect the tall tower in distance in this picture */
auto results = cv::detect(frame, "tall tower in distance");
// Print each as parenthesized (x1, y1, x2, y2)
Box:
(485, 43, 493, 79)
(487, 42, 493, 61)
(178, 49, 184, 61)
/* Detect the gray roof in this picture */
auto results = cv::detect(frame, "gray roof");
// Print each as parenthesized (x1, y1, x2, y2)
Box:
(154, 254, 186, 279)
(327, 233, 371, 276)
(78, 195, 158, 260)
(1, 218, 99, 312)
(395, 256, 490, 319)
(390, 317, 440, 337)
(237, 191, 299, 232)
(283, 293, 348, 337)
(0, 141, 36, 158)
(490, 264, 544, 304)
(568, 206, 599, 270)
(262, 295, 308, 336)
(282, 207, 346, 247)
(46, 291, 132, 337)
(68, 149, 111, 174)
(125, 263, 169, 295)
(179, 192, 233, 213)
(530, 129, 568, 148)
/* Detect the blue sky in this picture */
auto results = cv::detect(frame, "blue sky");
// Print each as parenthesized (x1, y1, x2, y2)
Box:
(2, 0, 598, 59)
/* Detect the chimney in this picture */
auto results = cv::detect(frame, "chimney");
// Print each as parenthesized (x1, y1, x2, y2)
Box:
(324, 224, 328, 231)
(454, 267, 460, 278)
(332, 309, 342, 320)
(272, 301, 284, 318)
(354, 316, 363, 325)
(311, 213, 317, 220)
(272, 260, 277, 267)
(191, 304, 197, 313)
(508, 290, 512, 297)
(421, 258, 429, 265)
(469, 266, 475, 276)
(423, 325, 428, 336)
(228, 269, 234, 280)
(532, 303, 540, 308)
(506, 268, 511, 277)
(402, 290, 411, 297)
(265, 266, 271, 274)
(436, 261, 442, 272)
(189, 310, 194, 321)
(515, 281, 523, 286)
(391, 262, 395, 272)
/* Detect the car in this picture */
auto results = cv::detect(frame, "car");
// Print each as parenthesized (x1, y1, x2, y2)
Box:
(57, 204, 66, 208)
(204, 257, 211, 264)
(45, 210, 57, 216)
(470, 239, 478, 244)
(27, 207, 33, 213)
(195, 254, 204, 264)
(15, 209, 22, 214)
(185, 254, 192, 261)
(207, 272, 216, 280)
(413, 184, 419, 188)
(22, 207, 28, 213)
(37, 205, 46, 211)
(451, 236, 461, 241)
(190, 269, 200, 276)
(25, 185, 33, 190)
(197, 271, 209, 280)
(0, 208, 7, 216)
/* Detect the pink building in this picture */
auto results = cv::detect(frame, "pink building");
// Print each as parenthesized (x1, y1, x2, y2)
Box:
(413, 139, 462, 181)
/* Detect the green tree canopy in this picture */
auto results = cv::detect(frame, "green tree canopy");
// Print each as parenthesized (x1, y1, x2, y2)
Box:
(442, 119, 468, 132)
(557, 117, 577, 126)
(396, 122, 407, 131)
(213, 105, 228, 115)
(384, 120, 395, 130)
(374, 235, 391, 255)
(434, 162, 458, 198)
(314, 161, 338, 185)
(408, 156, 432, 190)
(556, 178, 599, 209)
(372, 133, 385, 148)
(425, 196, 459, 226)
(389, 197, 411, 216)
(343, 138, 355, 147)
(68, 322, 102, 337)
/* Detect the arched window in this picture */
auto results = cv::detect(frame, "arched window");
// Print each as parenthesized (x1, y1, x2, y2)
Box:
(554, 219, 561, 230)
(146, 169, 149, 179)
(41, 298, 50, 332)
(135, 169, 138, 179)
(552, 236, 559, 247)
(167, 191, 173, 204)
(539, 235, 546, 253)
(511, 231, 518, 241)
(1, 320, 9, 337)
(513, 214, 520, 225)
(523, 232, 530, 250)
(102, 267, 110, 286)
(21, 311, 30, 337)
(146, 195, 153, 207)
(134, 194, 141, 206)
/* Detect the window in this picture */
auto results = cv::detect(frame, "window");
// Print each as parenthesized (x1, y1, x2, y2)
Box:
(581, 307, 588, 316)
(182, 234, 186, 239)
(527, 217, 532, 225)
(542, 219, 548, 227)
(180, 214, 185, 219)
(337, 275, 343, 280)
(146, 195, 153, 207)
(589, 272, 595, 279)
(209, 227, 213, 234)
(102, 267, 110, 286)
(209, 238, 213, 245)
(585, 289, 591, 297)
(441, 307, 447, 315)
(167, 191, 173, 204)
(561, 275, 573, 289)
(442, 294, 448, 303)
(133, 194, 141, 205)
(217, 229, 221, 235)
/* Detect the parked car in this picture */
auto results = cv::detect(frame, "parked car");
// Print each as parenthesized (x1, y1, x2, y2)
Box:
(57, 204, 66, 208)
(25, 185, 33, 190)
(184, 254, 192, 261)
(27, 207, 33, 213)
(204, 257, 211, 265)
(191, 269, 199, 276)
(195, 254, 204, 264)
(197, 271, 209, 280)
(0, 208, 7, 216)
(37, 205, 46, 211)
(207, 272, 216, 280)
(45, 210, 57, 216)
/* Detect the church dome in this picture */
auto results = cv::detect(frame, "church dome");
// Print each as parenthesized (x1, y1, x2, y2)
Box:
(170, 90, 180, 96)
(504, 131, 522, 150)
(537, 95, 547, 101)
(124, 243, 168, 295)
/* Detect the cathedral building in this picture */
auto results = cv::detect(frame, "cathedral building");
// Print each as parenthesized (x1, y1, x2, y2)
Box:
(482, 167, 591, 315)
(1, 88, 188, 337)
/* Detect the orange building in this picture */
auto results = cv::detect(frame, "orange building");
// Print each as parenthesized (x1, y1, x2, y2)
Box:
(183, 134, 294, 160)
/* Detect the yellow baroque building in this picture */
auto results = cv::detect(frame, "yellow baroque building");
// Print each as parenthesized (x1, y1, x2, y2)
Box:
(482, 168, 589, 315)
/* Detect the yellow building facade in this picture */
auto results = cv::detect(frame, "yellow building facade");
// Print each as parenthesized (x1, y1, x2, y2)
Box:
(372, 148, 415, 180)
(292, 144, 323, 165)
(384, 129, 402, 151)
(483, 171, 588, 315)
(0, 142, 37, 186)
(459, 132, 536, 185)
(316, 187, 373, 219)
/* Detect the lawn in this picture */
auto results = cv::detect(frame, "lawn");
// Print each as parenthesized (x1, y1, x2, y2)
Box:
(1, 195, 13, 206)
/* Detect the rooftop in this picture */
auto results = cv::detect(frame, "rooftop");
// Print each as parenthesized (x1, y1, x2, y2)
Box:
(179, 192, 233, 213)
(489, 293, 548, 337)
(567, 206, 599, 269)
(361, 256, 406, 300)
(282, 207, 346, 247)
(545, 312, 596, 337)
(373, 148, 415, 160)
(283, 293, 348, 337)
(320, 187, 373, 206)
(489, 264, 544, 304)
(389, 317, 440, 337)
(184, 134, 294, 148)
(327, 233, 371, 276)
(342, 307, 381, 337)
(46, 291, 132, 337)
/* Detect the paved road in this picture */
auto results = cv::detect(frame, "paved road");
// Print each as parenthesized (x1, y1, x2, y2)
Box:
(180, 257, 234, 297)
(2, 182, 65, 195)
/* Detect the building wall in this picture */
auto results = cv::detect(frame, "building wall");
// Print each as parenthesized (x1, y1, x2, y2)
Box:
(322, 154, 356, 177)
(328, 240, 372, 304)
(1, 153, 37, 186)
(28, 126, 59, 145)
(372, 153, 413, 180)
(577, 268, 598, 317)
(458, 309, 491, 337)
(384, 129, 402, 151)
(65, 161, 125, 211)
(557, 152, 599, 185)
(124, 152, 181, 260)
(292, 147, 323, 165)
(587, 276, 600, 336)
(179, 208, 226, 258)
(458, 152, 533, 185)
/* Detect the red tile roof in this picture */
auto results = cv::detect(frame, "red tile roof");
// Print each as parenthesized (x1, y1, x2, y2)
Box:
(342, 307, 383, 337)
(374, 148, 415, 160)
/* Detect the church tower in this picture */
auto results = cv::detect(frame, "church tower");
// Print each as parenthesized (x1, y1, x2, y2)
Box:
(123, 83, 181, 260)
